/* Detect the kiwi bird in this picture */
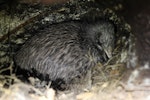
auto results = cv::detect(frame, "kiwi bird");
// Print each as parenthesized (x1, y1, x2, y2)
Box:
(14, 20, 115, 85)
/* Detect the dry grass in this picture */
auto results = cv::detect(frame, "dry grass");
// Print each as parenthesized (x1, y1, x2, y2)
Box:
(0, 60, 149, 100)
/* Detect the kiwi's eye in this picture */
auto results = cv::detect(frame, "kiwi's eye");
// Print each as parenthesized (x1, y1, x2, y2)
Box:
(110, 36, 114, 40)
(99, 37, 104, 44)
(97, 39, 102, 45)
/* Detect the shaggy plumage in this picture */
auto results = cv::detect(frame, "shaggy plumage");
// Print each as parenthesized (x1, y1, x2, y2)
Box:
(14, 20, 115, 84)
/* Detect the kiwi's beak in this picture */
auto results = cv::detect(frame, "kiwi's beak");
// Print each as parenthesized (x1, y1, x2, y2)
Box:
(97, 45, 113, 59)
(103, 46, 112, 58)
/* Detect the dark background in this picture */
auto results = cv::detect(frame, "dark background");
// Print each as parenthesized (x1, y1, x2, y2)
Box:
(122, 0, 150, 65)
